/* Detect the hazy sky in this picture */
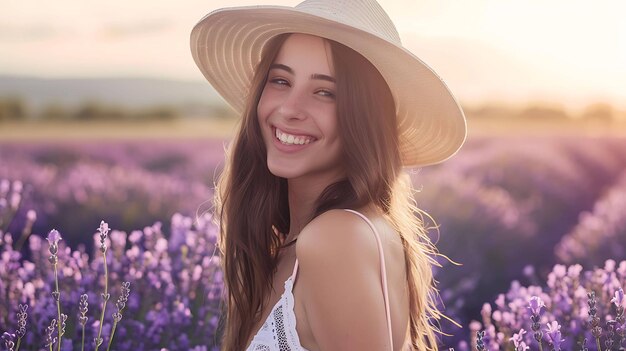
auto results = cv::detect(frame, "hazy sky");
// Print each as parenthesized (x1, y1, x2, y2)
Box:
(1, 0, 625, 112)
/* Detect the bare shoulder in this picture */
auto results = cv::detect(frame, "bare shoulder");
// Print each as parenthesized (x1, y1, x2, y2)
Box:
(296, 208, 379, 262)
(295, 209, 392, 349)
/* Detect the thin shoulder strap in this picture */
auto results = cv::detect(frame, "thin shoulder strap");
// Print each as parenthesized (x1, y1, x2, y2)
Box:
(292, 257, 299, 279)
(343, 208, 394, 351)
(290, 209, 394, 350)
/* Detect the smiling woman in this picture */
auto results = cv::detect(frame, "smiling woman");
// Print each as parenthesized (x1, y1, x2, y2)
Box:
(190, 0, 467, 350)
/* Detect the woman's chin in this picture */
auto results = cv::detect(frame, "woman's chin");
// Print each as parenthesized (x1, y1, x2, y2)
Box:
(267, 164, 302, 179)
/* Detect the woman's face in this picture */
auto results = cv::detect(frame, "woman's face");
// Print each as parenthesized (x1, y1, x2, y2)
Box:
(257, 33, 344, 182)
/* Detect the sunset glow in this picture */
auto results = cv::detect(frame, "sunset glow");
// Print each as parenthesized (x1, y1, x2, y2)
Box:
(1, 0, 624, 112)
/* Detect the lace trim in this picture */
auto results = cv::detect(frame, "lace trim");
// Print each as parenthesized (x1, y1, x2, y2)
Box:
(246, 276, 310, 351)
(283, 277, 310, 350)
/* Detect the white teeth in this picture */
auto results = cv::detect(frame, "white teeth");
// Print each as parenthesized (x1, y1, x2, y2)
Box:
(275, 128, 314, 145)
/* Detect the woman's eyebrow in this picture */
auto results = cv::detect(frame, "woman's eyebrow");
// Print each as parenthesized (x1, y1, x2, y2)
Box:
(311, 73, 335, 83)
(269, 63, 336, 83)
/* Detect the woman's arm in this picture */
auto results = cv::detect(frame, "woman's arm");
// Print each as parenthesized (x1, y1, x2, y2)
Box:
(297, 209, 393, 351)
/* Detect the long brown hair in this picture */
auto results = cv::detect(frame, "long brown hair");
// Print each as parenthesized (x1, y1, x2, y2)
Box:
(213, 33, 452, 350)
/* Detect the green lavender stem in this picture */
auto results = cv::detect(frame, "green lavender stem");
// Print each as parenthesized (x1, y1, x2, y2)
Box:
(53, 260, 62, 351)
(81, 326, 85, 351)
(106, 321, 119, 351)
(95, 253, 109, 351)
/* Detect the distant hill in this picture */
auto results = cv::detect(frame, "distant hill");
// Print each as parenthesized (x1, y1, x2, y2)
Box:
(0, 75, 227, 115)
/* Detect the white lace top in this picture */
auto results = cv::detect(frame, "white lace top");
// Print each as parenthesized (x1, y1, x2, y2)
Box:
(245, 209, 393, 351)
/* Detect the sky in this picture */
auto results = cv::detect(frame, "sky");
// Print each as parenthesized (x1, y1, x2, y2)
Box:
(1, 0, 625, 113)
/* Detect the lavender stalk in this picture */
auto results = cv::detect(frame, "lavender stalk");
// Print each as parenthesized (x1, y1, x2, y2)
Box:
(78, 294, 89, 351)
(588, 291, 603, 351)
(46, 229, 64, 351)
(15, 304, 28, 351)
(610, 288, 625, 350)
(529, 296, 545, 351)
(476, 330, 486, 351)
(106, 281, 131, 351)
(2, 332, 15, 351)
(44, 319, 57, 351)
(94, 221, 110, 351)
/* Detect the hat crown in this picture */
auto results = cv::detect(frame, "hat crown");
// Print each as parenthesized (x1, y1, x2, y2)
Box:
(295, 0, 401, 45)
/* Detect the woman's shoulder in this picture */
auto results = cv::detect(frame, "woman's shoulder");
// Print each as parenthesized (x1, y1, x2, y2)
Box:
(293, 208, 397, 347)
(295, 207, 383, 269)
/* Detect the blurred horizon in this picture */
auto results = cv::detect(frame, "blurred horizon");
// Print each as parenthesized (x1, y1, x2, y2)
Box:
(1, 0, 625, 114)
(2, 74, 626, 141)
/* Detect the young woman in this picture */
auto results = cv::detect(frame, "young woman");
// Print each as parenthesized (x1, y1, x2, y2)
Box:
(190, 0, 467, 350)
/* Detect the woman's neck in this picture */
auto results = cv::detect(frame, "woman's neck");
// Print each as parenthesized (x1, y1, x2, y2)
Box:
(285, 178, 320, 242)
(285, 171, 344, 242)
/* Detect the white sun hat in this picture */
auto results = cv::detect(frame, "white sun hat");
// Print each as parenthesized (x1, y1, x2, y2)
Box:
(190, 0, 467, 167)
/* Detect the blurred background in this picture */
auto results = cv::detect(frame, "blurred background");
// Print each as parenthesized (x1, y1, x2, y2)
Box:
(2, 0, 626, 131)
(1, 0, 626, 348)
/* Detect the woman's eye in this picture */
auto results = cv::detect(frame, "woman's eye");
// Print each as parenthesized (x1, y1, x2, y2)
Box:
(317, 90, 335, 99)
(269, 78, 289, 86)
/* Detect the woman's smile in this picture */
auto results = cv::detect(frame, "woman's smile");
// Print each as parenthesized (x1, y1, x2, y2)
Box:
(271, 126, 318, 153)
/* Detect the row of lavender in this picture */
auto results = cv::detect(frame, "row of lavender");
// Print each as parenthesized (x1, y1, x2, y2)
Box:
(1, 181, 625, 350)
(414, 136, 626, 338)
(1, 192, 223, 350)
(0, 140, 224, 254)
(1, 136, 626, 349)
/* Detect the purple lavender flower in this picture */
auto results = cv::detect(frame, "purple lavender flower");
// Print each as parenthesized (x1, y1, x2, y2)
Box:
(16, 304, 28, 338)
(605, 287, 626, 351)
(58, 314, 67, 338)
(113, 282, 131, 323)
(476, 330, 486, 351)
(587, 290, 603, 350)
(46, 229, 61, 246)
(78, 294, 88, 351)
(2, 332, 15, 351)
(510, 329, 530, 351)
(78, 294, 88, 327)
(545, 321, 564, 351)
(529, 296, 546, 316)
(97, 220, 109, 253)
(460, 261, 626, 351)
(44, 319, 57, 349)
(14, 303, 28, 350)
(528, 296, 545, 350)
(1, 208, 222, 350)
(556, 170, 626, 267)
(107, 281, 131, 350)
(611, 288, 624, 307)
(47, 229, 61, 265)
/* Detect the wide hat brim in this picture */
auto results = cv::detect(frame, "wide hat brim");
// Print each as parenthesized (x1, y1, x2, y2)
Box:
(190, 5, 467, 167)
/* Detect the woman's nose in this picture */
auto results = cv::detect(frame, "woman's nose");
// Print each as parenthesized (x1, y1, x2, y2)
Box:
(277, 88, 307, 120)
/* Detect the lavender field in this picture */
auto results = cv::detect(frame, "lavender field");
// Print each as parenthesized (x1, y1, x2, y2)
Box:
(1, 135, 626, 350)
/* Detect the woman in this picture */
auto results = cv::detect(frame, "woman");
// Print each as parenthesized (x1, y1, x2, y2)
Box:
(190, 0, 467, 350)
